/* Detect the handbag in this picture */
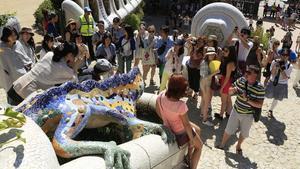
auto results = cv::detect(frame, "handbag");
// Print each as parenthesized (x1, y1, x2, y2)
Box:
(245, 81, 261, 122)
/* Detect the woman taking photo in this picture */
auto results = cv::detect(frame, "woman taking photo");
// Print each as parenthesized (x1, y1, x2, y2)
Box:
(39, 34, 55, 59)
(186, 36, 206, 99)
(96, 32, 117, 66)
(218, 46, 236, 119)
(134, 22, 148, 66)
(159, 39, 185, 92)
(265, 48, 293, 117)
(0, 26, 27, 96)
(117, 25, 136, 73)
(263, 40, 280, 86)
(141, 25, 157, 86)
(156, 74, 202, 169)
(7, 42, 79, 105)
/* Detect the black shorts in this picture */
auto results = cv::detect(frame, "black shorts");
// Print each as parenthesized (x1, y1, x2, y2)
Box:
(175, 130, 196, 147)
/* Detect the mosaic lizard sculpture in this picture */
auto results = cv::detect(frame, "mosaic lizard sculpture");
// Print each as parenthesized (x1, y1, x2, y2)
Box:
(15, 68, 174, 169)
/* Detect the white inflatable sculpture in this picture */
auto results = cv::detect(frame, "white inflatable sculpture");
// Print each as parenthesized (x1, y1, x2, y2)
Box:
(191, 2, 248, 47)
(62, 0, 142, 28)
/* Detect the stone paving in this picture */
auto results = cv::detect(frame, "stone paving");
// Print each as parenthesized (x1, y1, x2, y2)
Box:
(1, 1, 300, 169)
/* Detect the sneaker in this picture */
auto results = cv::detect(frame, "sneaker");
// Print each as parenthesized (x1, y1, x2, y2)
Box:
(214, 113, 223, 120)
(202, 120, 214, 126)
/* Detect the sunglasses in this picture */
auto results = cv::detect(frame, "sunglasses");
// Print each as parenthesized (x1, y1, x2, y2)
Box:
(245, 71, 253, 75)
(240, 31, 249, 35)
(148, 30, 155, 33)
(223, 49, 229, 52)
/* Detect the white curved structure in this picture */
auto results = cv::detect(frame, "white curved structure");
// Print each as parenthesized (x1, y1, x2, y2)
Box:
(191, 2, 248, 47)
(62, 0, 84, 22)
(62, 0, 142, 27)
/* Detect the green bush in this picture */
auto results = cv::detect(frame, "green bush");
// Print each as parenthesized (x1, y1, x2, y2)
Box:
(123, 13, 141, 30)
(123, 2, 145, 30)
(0, 13, 16, 27)
(34, 0, 55, 29)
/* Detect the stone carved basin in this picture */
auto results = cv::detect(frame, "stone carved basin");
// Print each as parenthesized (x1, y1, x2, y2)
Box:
(0, 93, 187, 169)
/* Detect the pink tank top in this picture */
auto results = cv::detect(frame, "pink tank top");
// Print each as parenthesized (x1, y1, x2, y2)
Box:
(157, 92, 188, 134)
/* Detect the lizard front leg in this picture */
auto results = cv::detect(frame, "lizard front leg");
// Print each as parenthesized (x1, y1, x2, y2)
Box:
(52, 109, 131, 169)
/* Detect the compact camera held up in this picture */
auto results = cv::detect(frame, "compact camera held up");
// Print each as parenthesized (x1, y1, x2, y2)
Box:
(275, 59, 286, 70)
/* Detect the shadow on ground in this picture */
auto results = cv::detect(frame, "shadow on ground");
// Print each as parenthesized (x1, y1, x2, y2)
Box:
(260, 116, 287, 146)
(186, 98, 239, 150)
(224, 151, 257, 169)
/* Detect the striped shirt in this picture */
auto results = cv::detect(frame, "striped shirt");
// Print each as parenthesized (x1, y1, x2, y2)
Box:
(233, 77, 265, 114)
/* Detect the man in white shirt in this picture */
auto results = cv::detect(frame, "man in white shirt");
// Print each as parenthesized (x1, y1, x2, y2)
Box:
(227, 27, 253, 74)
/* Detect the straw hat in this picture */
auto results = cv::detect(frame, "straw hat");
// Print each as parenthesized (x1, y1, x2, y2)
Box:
(20, 27, 34, 36)
(205, 47, 216, 55)
(66, 18, 77, 28)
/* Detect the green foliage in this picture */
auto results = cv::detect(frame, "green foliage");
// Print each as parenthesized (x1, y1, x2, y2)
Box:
(50, 0, 64, 11)
(33, 0, 55, 28)
(0, 108, 26, 148)
(0, 13, 16, 27)
(123, 2, 145, 30)
(123, 13, 141, 30)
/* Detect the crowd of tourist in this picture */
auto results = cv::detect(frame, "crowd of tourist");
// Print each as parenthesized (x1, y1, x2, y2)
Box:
(1, 3, 300, 169)
(263, 2, 299, 31)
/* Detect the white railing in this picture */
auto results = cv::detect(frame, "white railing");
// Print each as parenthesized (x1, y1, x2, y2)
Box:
(62, 0, 142, 27)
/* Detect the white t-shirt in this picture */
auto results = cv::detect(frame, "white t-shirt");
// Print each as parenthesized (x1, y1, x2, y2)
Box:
(164, 48, 184, 74)
(238, 39, 253, 61)
(270, 60, 293, 84)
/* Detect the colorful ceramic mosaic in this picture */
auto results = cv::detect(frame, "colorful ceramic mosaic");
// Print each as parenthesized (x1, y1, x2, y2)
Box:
(16, 68, 174, 169)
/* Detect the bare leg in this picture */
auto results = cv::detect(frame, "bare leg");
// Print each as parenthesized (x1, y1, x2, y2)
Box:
(220, 92, 228, 117)
(190, 134, 203, 169)
(219, 131, 231, 147)
(150, 65, 156, 81)
(236, 133, 245, 150)
(142, 65, 150, 82)
(226, 95, 232, 115)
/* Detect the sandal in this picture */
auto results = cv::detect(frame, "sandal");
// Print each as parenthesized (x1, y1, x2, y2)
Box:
(192, 93, 198, 99)
(214, 113, 223, 120)
(215, 145, 225, 150)
(268, 110, 274, 118)
(236, 148, 243, 155)
(183, 155, 191, 168)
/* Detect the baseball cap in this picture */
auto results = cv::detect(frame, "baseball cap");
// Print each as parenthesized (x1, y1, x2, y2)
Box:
(84, 7, 92, 12)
